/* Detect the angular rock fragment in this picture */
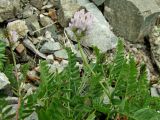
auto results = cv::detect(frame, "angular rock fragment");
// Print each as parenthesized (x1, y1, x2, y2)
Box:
(0, 0, 21, 22)
(151, 84, 160, 97)
(25, 15, 41, 36)
(91, 0, 105, 6)
(30, 0, 43, 9)
(50, 0, 60, 8)
(0, 72, 10, 90)
(48, 61, 64, 73)
(5, 97, 18, 104)
(58, 2, 82, 27)
(23, 38, 46, 59)
(22, 4, 34, 18)
(39, 14, 54, 27)
(104, 0, 160, 43)
(54, 49, 68, 59)
(151, 87, 160, 97)
(16, 44, 25, 54)
(46, 55, 54, 63)
(40, 41, 61, 54)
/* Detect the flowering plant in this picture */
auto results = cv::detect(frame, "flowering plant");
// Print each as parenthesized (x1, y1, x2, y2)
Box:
(69, 9, 94, 36)
(68, 9, 95, 75)
(8, 30, 19, 43)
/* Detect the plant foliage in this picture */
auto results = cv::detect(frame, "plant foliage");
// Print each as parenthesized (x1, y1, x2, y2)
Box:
(0, 39, 160, 120)
(0, 99, 15, 120)
(0, 41, 6, 71)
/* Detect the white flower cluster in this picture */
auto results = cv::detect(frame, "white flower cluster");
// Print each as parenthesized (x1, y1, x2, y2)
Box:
(69, 9, 94, 35)
(9, 31, 19, 43)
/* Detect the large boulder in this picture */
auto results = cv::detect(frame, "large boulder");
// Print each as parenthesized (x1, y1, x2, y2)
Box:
(104, 0, 160, 43)
(65, 0, 117, 52)
(0, 0, 21, 22)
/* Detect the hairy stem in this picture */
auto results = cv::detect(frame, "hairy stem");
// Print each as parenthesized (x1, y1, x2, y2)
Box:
(11, 47, 21, 120)
(77, 40, 95, 75)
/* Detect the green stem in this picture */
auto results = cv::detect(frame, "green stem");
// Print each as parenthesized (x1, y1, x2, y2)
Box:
(11, 48, 20, 91)
(68, 81, 71, 117)
(77, 40, 95, 76)
(99, 81, 111, 101)
(67, 60, 71, 117)
(107, 112, 111, 120)
(10, 46, 21, 120)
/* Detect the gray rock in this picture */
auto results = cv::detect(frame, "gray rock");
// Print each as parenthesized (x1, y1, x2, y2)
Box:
(45, 31, 55, 42)
(45, 25, 58, 40)
(40, 41, 61, 53)
(155, 0, 160, 7)
(5, 97, 18, 104)
(21, 83, 37, 97)
(66, 0, 118, 52)
(54, 49, 68, 59)
(150, 26, 160, 70)
(24, 112, 38, 120)
(21, 0, 29, 5)
(7, 20, 29, 38)
(91, 0, 105, 6)
(50, 0, 56, 4)
(46, 55, 54, 63)
(60, 0, 76, 5)
(152, 84, 160, 96)
(22, 4, 34, 18)
(41, 3, 53, 10)
(58, 2, 82, 27)
(31, 37, 42, 45)
(42, 0, 48, 5)
(30, 0, 43, 9)
(48, 61, 65, 73)
(151, 87, 159, 97)
(23, 38, 46, 59)
(39, 14, 54, 27)
(50, 0, 60, 8)
(25, 15, 41, 36)
(104, 0, 160, 43)
(64, 41, 82, 59)
(60, 59, 68, 67)
(0, 0, 21, 23)
(0, 72, 10, 90)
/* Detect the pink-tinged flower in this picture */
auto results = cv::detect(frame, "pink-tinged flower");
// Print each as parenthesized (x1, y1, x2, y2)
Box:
(69, 9, 94, 35)
(9, 30, 19, 43)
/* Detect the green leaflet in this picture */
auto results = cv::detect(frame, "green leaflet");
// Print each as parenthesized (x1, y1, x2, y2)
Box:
(0, 41, 6, 71)
(0, 99, 15, 120)
(133, 108, 160, 120)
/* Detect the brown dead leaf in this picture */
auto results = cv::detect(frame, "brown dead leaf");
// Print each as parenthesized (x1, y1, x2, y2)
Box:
(48, 9, 57, 22)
